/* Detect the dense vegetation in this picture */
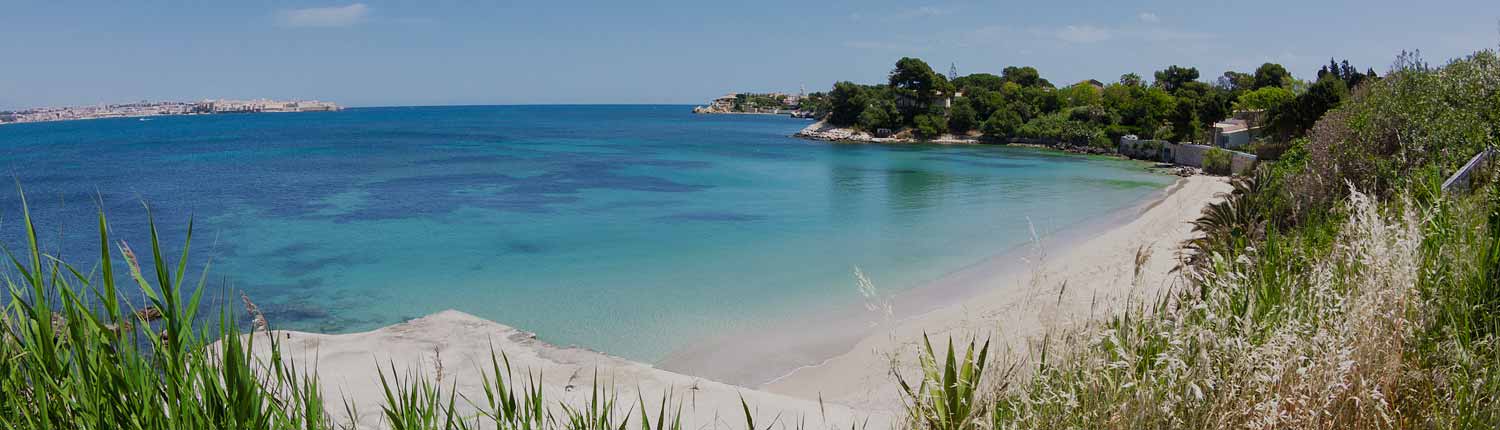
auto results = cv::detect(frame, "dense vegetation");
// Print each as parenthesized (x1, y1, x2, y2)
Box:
(816, 56, 1378, 151)
(3, 49, 1497, 429)
(976, 49, 1498, 429)
(731, 93, 791, 112)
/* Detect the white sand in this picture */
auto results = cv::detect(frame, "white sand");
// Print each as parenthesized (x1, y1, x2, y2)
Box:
(248, 174, 1229, 429)
(761, 175, 1230, 411)
(247, 311, 890, 429)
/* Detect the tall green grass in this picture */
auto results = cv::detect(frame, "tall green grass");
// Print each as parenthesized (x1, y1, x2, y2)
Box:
(0, 189, 707, 430)
(0, 189, 334, 429)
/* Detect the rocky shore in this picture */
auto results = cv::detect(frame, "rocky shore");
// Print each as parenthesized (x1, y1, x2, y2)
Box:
(794, 120, 981, 144)
(794, 120, 1116, 155)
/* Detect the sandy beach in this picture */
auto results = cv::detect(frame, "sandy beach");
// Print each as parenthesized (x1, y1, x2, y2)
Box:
(761, 174, 1229, 411)
(249, 174, 1230, 428)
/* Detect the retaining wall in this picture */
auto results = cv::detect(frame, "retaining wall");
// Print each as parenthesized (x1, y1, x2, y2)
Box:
(1119, 136, 1258, 175)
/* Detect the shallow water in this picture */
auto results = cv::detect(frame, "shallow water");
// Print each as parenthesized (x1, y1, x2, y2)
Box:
(0, 105, 1172, 361)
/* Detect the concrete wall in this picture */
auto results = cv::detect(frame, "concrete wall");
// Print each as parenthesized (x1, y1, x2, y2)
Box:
(1119, 136, 1258, 175)
(1170, 144, 1211, 168)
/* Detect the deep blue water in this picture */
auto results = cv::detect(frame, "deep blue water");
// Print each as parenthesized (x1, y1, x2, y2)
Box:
(0, 105, 1172, 361)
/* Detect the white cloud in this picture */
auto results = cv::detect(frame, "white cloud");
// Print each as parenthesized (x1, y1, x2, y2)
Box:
(277, 3, 369, 28)
(1138, 12, 1160, 23)
(1057, 25, 1112, 43)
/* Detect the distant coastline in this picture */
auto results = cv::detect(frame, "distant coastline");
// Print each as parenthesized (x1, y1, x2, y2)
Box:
(0, 98, 340, 126)
(692, 92, 820, 118)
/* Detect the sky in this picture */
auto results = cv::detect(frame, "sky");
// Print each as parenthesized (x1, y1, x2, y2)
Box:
(2, 1, 1497, 109)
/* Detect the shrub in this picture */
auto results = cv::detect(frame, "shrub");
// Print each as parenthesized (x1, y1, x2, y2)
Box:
(1248, 137, 1295, 161)
(857, 99, 900, 132)
(914, 113, 948, 139)
(1292, 49, 1500, 217)
(981, 107, 1023, 138)
(1016, 112, 1104, 146)
(1204, 147, 1233, 175)
(948, 97, 979, 134)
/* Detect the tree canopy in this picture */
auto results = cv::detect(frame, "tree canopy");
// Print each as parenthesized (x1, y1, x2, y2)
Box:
(812, 56, 1356, 148)
(1252, 63, 1291, 90)
(1153, 66, 1201, 93)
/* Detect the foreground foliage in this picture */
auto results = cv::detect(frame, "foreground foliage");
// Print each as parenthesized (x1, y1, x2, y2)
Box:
(2, 49, 1497, 430)
(972, 49, 1500, 429)
(0, 193, 702, 429)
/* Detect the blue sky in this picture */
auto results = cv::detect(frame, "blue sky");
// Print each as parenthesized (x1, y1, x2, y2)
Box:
(3, 1, 1496, 109)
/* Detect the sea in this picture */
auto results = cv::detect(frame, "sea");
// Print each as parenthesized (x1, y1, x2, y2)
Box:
(0, 105, 1173, 363)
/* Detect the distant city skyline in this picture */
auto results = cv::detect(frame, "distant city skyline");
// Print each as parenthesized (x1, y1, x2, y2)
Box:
(2, 1, 1497, 110)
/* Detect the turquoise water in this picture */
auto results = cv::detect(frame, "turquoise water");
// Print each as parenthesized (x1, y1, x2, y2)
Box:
(0, 105, 1172, 361)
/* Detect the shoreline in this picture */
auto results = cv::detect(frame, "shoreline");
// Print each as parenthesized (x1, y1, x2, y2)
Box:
(793, 119, 1118, 156)
(654, 170, 1187, 387)
(761, 174, 1228, 410)
(248, 174, 1227, 426)
(245, 310, 890, 430)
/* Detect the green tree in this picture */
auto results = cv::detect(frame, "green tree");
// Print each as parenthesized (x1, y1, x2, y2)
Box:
(1001, 82, 1060, 119)
(1234, 86, 1295, 111)
(981, 106, 1023, 137)
(1169, 81, 1213, 140)
(913, 113, 948, 138)
(857, 98, 900, 132)
(1067, 105, 1117, 125)
(1198, 84, 1233, 127)
(1102, 83, 1176, 139)
(968, 89, 1006, 122)
(1120, 73, 1145, 87)
(1265, 74, 1349, 139)
(1002, 66, 1051, 88)
(948, 97, 979, 134)
(952, 73, 1005, 92)
(827, 82, 869, 126)
(1057, 82, 1102, 108)
(1217, 71, 1254, 91)
(1153, 65, 1200, 92)
(890, 57, 940, 98)
(1252, 63, 1291, 89)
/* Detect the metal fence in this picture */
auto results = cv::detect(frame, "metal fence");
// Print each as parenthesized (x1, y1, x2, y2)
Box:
(1441, 147, 1497, 194)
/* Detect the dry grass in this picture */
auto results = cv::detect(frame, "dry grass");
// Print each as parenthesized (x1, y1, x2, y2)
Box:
(975, 185, 1494, 429)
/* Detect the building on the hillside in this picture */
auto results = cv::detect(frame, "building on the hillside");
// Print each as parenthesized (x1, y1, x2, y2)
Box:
(1210, 119, 1253, 149)
(1209, 110, 1267, 149)
(782, 94, 801, 108)
(895, 92, 954, 111)
(712, 94, 737, 111)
